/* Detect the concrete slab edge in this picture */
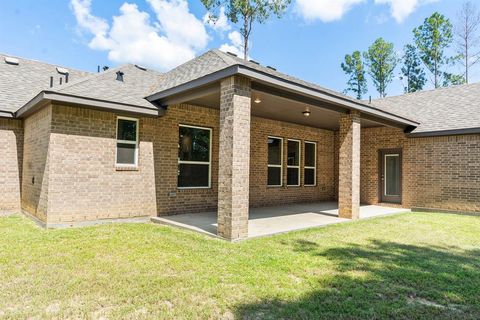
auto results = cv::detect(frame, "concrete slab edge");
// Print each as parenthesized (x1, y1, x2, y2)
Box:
(21, 210, 152, 228)
(412, 207, 480, 216)
(150, 217, 224, 241)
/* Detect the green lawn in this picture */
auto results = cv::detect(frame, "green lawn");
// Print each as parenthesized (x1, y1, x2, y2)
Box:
(1, 212, 479, 319)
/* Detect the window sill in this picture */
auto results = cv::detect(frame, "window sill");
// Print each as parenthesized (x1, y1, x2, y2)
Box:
(116, 166, 139, 171)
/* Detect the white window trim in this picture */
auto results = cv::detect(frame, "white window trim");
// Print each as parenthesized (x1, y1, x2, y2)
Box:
(287, 139, 301, 187)
(178, 124, 212, 189)
(267, 136, 283, 187)
(115, 116, 139, 167)
(304, 141, 317, 187)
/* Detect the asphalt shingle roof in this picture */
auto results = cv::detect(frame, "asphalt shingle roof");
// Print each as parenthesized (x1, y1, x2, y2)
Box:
(0, 53, 91, 114)
(2, 50, 480, 135)
(56, 64, 164, 109)
(150, 49, 366, 107)
(371, 83, 480, 134)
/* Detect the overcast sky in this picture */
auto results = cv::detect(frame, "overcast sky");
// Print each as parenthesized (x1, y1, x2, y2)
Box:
(0, 0, 470, 98)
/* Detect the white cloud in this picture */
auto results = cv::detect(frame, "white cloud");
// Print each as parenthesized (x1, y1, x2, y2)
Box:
(295, 0, 366, 22)
(219, 31, 244, 57)
(295, 0, 437, 23)
(70, 0, 209, 71)
(203, 7, 231, 33)
(374, 0, 438, 23)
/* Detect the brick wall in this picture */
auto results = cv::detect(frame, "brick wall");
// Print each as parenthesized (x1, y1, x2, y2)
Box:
(249, 117, 335, 207)
(21, 106, 51, 221)
(360, 127, 406, 205)
(153, 104, 220, 215)
(361, 126, 480, 213)
(46, 105, 157, 223)
(0, 118, 23, 214)
(13, 102, 480, 224)
(18, 103, 337, 223)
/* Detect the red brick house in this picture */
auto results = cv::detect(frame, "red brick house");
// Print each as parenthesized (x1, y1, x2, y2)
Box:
(1, 50, 479, 240)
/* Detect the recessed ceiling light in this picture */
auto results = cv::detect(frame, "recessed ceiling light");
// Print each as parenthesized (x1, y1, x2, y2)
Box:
(302, 107, 311, 117)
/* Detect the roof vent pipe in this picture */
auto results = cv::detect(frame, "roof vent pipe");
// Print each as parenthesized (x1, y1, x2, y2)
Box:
(50, 76, 53, 88)
(116, 71, 124, 82)
(97, 65, 100, 73)
(65, 73, 69, 83)
(59, 77, 63, 85)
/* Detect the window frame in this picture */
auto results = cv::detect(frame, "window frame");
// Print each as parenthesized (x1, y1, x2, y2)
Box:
(178, 124, 212, 190)
(267, 136, 283, 187)
(286, 139, 301, 187)
(115, 116, 139, 167)
(304, 141, 317, 187)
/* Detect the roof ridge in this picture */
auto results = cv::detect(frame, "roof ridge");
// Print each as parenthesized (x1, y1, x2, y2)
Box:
(211, 49, 238, 66)
(375, 81, 480, 101)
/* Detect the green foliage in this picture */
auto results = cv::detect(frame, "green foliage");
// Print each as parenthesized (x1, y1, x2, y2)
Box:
(2, 213, 480, 318)
(413, 12, 462, 88)
(364, 38, 398, 98)
(400, 44, 427, 93)
(341, 51, 368, 100)
(443, 72, 466, 86)
(201, 0, 291, 58)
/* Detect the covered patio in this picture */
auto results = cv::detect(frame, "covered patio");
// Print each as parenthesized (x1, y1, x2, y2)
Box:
(151, 202, 409, 239)
(147, 51, 418, 241)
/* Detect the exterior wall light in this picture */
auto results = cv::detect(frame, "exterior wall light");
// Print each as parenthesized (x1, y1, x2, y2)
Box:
(254, 98, 262, 104)
(302, 108, 311, 117)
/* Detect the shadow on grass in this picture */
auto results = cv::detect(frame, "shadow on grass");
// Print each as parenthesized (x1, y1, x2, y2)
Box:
(236, 239, 480, 319)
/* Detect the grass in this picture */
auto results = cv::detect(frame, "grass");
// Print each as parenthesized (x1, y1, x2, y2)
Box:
(1, 212, 480, 319)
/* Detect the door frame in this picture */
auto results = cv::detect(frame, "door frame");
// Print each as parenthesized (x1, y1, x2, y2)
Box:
(378, 148, 402, 204)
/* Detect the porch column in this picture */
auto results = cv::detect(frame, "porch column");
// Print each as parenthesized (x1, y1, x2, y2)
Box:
(338, 110, 361, 219)
(217, 75, 251, 240)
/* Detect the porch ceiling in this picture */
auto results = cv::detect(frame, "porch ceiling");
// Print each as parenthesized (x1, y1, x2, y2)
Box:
(182, 85, 383, 130)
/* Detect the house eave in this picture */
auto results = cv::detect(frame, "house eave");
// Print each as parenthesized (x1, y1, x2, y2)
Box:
(146, 64, 419, 129)
(15, 91, 163, 118)
(0, 110, 15, 118)
(407, 127, 480, 137)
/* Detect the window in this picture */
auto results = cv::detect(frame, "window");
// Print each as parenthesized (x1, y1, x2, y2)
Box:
(116, 117, 138, 166)
(287, 139, 300, 186)
(304, 141, 317, 186)
(178, 125, 212, 188)
(267, 137, 283, 186)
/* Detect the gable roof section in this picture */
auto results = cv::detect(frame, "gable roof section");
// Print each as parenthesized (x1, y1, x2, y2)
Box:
(0, 53, 91, 116)
(372, 83, 480, 135)
(147, 50, 419, 128)
(55, 64, 163, 109)
(12, 63, 164, 118)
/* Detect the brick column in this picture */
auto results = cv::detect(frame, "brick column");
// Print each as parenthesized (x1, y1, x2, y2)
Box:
(217, 76, 251, 240)
(338, 110, 361, 219)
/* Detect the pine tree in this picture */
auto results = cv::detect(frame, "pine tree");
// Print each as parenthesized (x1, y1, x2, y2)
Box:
(341, 51, 368, 100)
(400, 44, 427, 93)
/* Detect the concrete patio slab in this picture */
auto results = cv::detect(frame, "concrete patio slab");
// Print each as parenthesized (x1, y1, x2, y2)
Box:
(151, 201, 410, 239)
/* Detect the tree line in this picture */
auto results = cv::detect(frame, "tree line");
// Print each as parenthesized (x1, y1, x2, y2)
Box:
(342, 1, 480, 99)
